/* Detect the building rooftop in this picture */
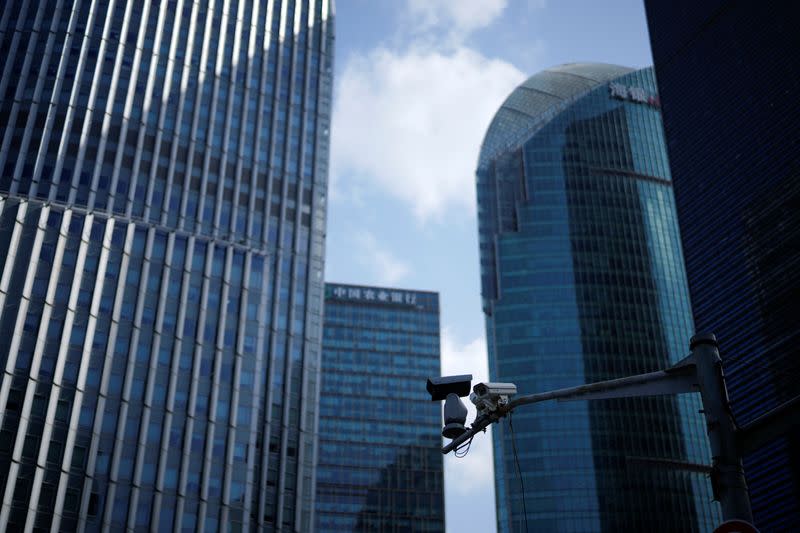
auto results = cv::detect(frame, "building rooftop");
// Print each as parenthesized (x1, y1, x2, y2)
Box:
(477, 62, 633, 169)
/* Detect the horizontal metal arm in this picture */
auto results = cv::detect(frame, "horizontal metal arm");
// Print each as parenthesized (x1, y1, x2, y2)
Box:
(509, 364, 698, 410)
(442, 359, 699, 454)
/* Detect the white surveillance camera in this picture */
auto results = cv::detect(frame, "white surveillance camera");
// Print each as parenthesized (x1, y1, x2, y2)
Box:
(472, 382, 517, 397)
(470, 382, 518, 415)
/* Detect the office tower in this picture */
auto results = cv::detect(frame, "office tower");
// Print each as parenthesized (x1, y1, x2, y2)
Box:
(476, 64, 721, 532)
(643, 4, 800, 529)
(0, 0, 333, 530)
(315, 283, 444, 532)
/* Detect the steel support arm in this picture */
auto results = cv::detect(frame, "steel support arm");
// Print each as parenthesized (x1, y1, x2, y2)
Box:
(442, 360, 697, 455)
(441, 333, 755, 524)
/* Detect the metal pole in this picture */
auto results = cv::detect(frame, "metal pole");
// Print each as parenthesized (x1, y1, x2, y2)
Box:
(691, 332, 753, 522)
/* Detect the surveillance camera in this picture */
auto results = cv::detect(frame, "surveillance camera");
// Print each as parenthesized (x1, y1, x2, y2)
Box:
(426, 374, 472, 401)
(442, 393, 468, 439)
(472, 382, 517, 397)
(426, 375, 473, 439)
(470, 382, 517, 415)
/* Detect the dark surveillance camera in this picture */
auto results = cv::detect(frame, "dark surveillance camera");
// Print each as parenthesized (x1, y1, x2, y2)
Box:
(427, 375, 473, 439)
(426, 374, 473, 401)
(442, 393, 468, 439)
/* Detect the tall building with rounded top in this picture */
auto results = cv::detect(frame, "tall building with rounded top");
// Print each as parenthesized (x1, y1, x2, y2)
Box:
(476, 64, 721, 532)
(0, 0, 333, 531)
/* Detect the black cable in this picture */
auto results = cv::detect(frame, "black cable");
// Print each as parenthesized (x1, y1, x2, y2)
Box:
(454, 435, 474, 458)
(508, 412, 529, 533)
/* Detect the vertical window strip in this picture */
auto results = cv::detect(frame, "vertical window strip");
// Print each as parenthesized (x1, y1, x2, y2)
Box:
(255, 0, 278, 249)
(125, 230, 174, 529)
(0, 0, 48, 191)
(0, 0, 34, 104)
(0, 207, 48, 481)
(275, 1, 300, 521)
(86, 0, 137, 210)
(104, 0, 154, 214)
(187, 0, 228, 235)
(0, 201, 29, 355)
(202, 246, 232, 525)
(122, 1, 170, 219)
(47, 216, 113, 531)
(227, 0, 256, 241)
(210, 0, 244, 238)
(4, 205, 49, 385)
(307, 12, 333, 523)
(264, 6, 295, 528)
(321, 0, 330, 22)
(0, 0, 23, 37)
(0, 205, 68, 533)
(192, 243, 221, 525)
(221, 250, 248, 522)
(28, 0, 82, 193)
(159, 0, 201, 228)
(258, 10, 292, 523)
(10, 0, 67, 198)
(77, 221, 133, 529)
(174, 240, 213, 531)
(258, 258, 284, 524)
(238, 252, 265, 531)
(214, 0, 250, 240)
(291, 2, 316, 525)
(101, 226, 154, 528)
(46, 0, 101, 202)
(66, 0, 119, 205)
(244, 252, 270, 530)
(4, 210, 86, 531)
(261, 4, 283, 250)
(243, 0, 269, 248)
(150, 235, 194, 531)
(0, 208, 61, 442)
(197, 0, 233, 239)
(141, 0, 187, 224)
(177, 0, 218, 232)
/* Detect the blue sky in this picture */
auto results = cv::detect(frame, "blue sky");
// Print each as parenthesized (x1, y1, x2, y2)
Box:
(325, 1, 654, 531)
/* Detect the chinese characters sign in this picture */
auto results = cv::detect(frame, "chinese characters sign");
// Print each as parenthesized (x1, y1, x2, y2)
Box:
(326, 284, 420, 306)
(609, 82, 660, 108)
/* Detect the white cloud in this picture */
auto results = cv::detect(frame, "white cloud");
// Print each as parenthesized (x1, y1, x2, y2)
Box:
(440, 328, 495, 497)
(332, 46, 525, 222)
(352, 229, 411, 285)
(440, 327, 488, 381)
(407, 0, 508, 40)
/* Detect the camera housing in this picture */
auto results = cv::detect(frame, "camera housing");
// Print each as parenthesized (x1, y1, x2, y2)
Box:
(427, 375, 473, 439)
(426, 374, 472, 401)
(470, 382, 518, 415)
(472, 382, 517, 397)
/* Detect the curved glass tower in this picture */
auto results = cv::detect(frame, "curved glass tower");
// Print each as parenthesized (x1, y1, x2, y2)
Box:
(476, 64, 721, 532)
(0, 1, 333, 531)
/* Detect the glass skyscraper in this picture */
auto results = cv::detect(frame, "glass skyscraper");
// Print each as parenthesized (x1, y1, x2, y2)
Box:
(476, 64, 721, 532)
(644, 3, 800, 529)
(316, 283, 444, 532)
(0, 0, 333, 531)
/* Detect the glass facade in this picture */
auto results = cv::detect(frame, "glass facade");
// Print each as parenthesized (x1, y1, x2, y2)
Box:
(316, 283, 444, 532)
(644, 3, 800, 529)
(476, 64, 721, 532)
(0, 0, 333, 531)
